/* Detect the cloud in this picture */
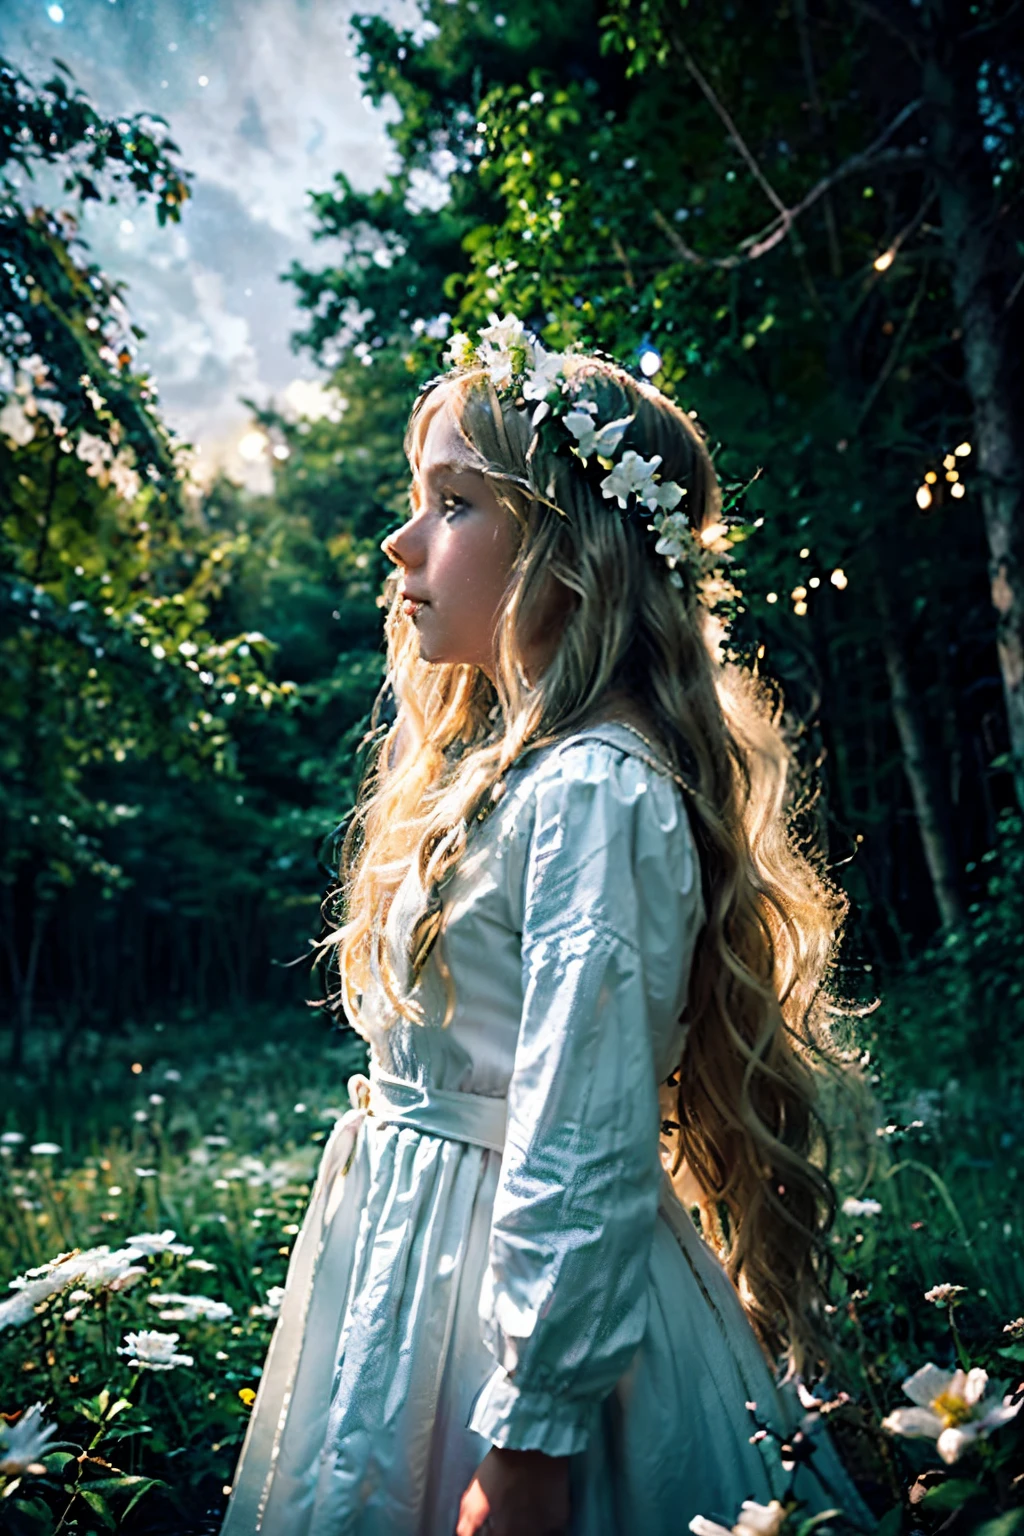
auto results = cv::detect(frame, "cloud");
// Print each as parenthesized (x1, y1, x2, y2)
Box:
(0, 0, 417, 481)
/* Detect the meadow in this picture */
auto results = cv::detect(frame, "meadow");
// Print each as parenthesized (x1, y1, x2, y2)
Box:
(0, 977, 1020, 1536)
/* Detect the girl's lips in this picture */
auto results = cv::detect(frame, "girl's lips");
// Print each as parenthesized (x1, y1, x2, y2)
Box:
(402, 597, 429, 616)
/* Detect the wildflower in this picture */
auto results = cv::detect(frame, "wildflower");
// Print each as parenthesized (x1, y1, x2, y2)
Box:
(147, 1292, 233, 1323)
(1, 1245, 146, 1331)
(250, 1284, 286, 1321)
(0, 397, 37, 448)
(35, 397, 65, 432)
(118, 1329, 194, 1371)
(1004, 1317, 1024, 1341)
(186, 1258, 218, 1273)
(690, 1499, 789, 1536)
(1, 1132, 25, 1146)
(842, 1196, 883, 1218)
(108, 450, 140, 501)
(164, 1069, 182, 1082)
(882, 1363, 1022, 1464)
(0, 1403, 57, 1476)
(125, 1229, 193, 1257)
(134, 1167, 158, 1178)
(924, 1283, 967, 1307)
(29, 1142, 62, 1156)
(76, 431, 113, 476)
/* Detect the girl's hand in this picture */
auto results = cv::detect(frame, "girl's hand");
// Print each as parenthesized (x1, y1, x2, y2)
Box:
(455, 1446, 571, 1536)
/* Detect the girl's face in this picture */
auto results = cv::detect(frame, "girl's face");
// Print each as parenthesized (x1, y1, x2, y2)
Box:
(385, 400, 518, 677)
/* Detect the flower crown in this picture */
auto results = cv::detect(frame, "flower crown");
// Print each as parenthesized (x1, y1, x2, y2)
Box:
(442, 312, 742, 598)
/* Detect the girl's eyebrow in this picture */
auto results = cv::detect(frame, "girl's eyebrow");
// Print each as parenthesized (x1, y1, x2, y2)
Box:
(418, 458, 483, 480)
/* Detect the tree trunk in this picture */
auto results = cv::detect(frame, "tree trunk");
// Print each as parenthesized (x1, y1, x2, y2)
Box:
(875, 577, 967, 933)
(923, 24, 1024, 805)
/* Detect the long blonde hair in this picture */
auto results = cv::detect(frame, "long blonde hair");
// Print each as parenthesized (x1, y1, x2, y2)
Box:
(334, 358, 847, 1372)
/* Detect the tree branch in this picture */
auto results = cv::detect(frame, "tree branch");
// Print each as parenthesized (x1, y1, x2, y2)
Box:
(857, 260, 930, 431)
(674, 46, 788, 219)
(651, 97, 925, 273)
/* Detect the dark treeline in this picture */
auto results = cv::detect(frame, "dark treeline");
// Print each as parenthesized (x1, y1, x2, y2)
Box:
(1, 0, 1023, 1096)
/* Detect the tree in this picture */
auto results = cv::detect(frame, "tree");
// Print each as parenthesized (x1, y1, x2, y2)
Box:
(0, 59, 282, 1061)
(287, 0, 1015, 947)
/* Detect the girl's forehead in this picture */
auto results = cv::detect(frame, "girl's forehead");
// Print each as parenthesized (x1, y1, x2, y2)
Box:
(411, 393, 487, 483)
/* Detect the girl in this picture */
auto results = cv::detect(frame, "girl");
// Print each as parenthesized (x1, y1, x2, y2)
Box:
(221, 320, 871, 1536)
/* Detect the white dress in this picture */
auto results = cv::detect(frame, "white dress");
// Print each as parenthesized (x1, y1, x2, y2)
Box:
(222, 724, 870, 1536)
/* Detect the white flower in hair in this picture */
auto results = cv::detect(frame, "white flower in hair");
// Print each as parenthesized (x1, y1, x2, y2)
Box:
(652, 509, 690, 559)
(476, 312, 533, 386)
(563, 401, 633, 461)
(521, 344, 565, 401)
(600, 449, 683, 512)
(444, 332, 475, 368)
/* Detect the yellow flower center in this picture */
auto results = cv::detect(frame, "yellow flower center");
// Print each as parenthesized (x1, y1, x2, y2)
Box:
(931, 1391, 975, 1428)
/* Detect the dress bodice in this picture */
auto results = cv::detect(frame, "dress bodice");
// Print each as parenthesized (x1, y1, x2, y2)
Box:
(351, 722, 705, 1100)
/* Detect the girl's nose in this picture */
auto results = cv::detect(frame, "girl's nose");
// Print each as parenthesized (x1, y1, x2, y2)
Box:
(381, 518, 424, 570)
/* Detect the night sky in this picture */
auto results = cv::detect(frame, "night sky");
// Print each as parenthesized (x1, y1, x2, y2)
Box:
(0, 0, 415, 487)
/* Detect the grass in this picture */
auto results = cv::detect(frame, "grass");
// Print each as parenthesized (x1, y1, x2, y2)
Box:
(0, 999, 1019, 1535)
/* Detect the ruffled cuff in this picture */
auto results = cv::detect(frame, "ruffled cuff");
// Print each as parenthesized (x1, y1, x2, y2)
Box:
(468, 1367, 597, 1456)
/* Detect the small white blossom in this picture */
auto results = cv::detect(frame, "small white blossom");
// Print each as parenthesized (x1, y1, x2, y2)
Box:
(521, 345, 565, 402)
(444, 331, 475, 368)
(0, 397, 37, 447)
(147, 1292, 233, 1323)
(1, 1132, 25, 1146)
(924, 1283, 968, 1307)
(600, 450, 665, 509)
(29, 1142, 62, 1156)
(0, 1403, 58, 1476)
(125, 1229, 193, 1257)
(563, 403, 632, 462)
(882, 1363, 1022, 1464)
(476, 311, 528, 361)
(108, 450, 141, 501)
(76, 431, 113, 476)
(35, 397, 65, 431)
(1, 1245, 145, 1331)
(842, 1196, 883, 1218)
(690, 1499, 788, 1536)
(118, 1329, 194, 1371)
(186, 1258, 218, 1273)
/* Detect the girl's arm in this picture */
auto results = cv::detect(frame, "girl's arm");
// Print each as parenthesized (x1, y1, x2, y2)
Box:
(459, 742, 701, 1527)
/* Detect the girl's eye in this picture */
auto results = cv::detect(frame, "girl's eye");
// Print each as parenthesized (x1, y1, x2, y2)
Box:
(440, 492, 468, 520)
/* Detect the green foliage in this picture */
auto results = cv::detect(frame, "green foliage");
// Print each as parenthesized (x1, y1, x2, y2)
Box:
(0, 1013, 366, 1532)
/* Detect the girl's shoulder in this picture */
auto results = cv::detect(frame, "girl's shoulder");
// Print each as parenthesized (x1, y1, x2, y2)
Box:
(493, 721, 690, 848)
(513, 719, 682, 795)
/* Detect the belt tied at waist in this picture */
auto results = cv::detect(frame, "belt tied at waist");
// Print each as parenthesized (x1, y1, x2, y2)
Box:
(347, 1065, 507, 1154)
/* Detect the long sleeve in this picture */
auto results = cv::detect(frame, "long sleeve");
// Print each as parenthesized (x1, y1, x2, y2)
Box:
(468, 739, 703, 1456)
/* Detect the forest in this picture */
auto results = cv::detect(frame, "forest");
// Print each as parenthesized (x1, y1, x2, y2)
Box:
(0, 0, 1022, 1531)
